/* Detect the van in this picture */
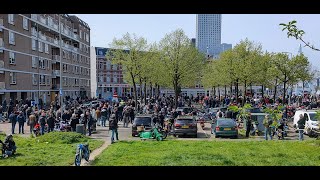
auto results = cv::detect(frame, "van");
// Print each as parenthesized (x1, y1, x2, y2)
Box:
(293, 110, 319, 135)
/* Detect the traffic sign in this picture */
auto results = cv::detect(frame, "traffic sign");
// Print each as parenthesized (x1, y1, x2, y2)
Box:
(59, 88, 63, 96)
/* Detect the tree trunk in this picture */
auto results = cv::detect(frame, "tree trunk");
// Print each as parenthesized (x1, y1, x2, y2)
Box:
(213, 86, 216, 96)
(273, 79, 277, 103)
(243, 80, 247, 106)
(224, 85, 227, 97)
(157, 84, 160, 99)
(144, 80, 147, 105)
(283, 80, 287, 105)
(290, 84, 293, 105)
(218, 86, 221, 102)
(230, 82, 233, 97)
(250, 83, 253, 97)
(236, 79, 239, 103)
(261, 85, 264, 98)
(130, 72, 138, 113)
(150, 82, 153, 99)
(139, 78, 143, 103)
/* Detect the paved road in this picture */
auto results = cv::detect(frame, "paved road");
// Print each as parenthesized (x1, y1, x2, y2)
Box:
(0, 120, 313, 141)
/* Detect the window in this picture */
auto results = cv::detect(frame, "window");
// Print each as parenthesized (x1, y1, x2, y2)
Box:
(85, 33, 89, 42)
(23, 17, 28, 30)
(45, 43, 49, 54)
(39, 75, 45, 85)
(10, 72, 16, 84)
(32, 74, 37, 85)
(8, 14, 14, 25)
(112, 64, 118, 70)
(32, 39, 37, 50)
(32, 56, 38, 68)
(38, 41, 43, 52)
(106, 76, 110, 83)
(9, 31, 15, 45)
(9, 52, 15, 64)
(79, 30, 82, 39)
(62, 50, 66, 58)
(113, 75, 117, 83)
(39, 58, 45, 69)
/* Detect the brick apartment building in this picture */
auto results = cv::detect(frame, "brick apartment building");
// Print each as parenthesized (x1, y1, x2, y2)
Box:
(0, 14, 91, 106)
(95, 47, 131, 100)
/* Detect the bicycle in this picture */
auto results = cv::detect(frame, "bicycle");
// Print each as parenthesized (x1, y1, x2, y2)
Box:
(74, 143, 90, 166)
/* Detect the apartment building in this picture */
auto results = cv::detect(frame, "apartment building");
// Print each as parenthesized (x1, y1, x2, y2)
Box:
(95, 47, 131, 100)
(0, 14, 91, 106)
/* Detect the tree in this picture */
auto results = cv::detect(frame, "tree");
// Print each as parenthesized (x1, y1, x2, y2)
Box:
(280, 20, 320, 51)
(159, 29, 205, 108)
(269, 53, 311, 104)
(106, 33, 149, 109)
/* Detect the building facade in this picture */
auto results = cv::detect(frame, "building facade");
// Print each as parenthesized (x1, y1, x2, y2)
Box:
(95, 47, 131, 100)
(220, 43, 232, 53)
(196, 14, 221, 57)
(0, 14, 91, 106)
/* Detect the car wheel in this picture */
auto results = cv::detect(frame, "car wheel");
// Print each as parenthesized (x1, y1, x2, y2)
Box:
(132, 133, 135, 137)
(194, 134, 198, 138)
(215, 135, 219, 138)
(233, 135, 238, 139)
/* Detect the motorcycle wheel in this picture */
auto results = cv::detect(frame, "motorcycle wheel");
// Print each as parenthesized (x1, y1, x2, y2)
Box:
(75, 153, 81, 166)
(156, 136, 163, 141)
(84, 149, 90, 162)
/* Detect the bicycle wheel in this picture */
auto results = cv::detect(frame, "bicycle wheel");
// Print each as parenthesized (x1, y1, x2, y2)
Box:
(75, 150, 82, 166)
(84, 147, 90, 162)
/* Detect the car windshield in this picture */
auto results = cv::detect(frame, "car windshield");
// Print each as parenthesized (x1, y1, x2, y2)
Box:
(217, 120, 236, 126)
(176, 119, 194, 124)
(309, 113, 317, 121)
(134, 117, 151, 125)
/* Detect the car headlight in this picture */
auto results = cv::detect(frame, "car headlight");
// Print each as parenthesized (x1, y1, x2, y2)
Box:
(311, 122, 318, 126)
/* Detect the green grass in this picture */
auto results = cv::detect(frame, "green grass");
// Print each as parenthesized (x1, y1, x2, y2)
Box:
(0, 132, 104, 166)
(92, 140, 320, 166)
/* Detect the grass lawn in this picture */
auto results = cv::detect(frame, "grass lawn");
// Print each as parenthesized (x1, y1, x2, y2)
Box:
(0, 132, 104, 166)
(93, 140, 320, 166)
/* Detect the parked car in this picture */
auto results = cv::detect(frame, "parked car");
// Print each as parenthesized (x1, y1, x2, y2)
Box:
(173, 116, 197, 138)
(293, 110, 319, 136)
(212, 118, 238, 138)
(132, 115, 153, 137)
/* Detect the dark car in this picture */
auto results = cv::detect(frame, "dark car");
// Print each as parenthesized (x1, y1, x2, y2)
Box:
(212, 118, 238, 138)
(132, 115, 153, 137)
(173, 116, 197, 138)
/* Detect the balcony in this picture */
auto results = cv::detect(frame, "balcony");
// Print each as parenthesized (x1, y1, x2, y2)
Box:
(0, 60, 4, 73)
(53, 39, 59, 45)
(0, 82, 5, 90)
(31, 14, 38, 20)
(39, 32, 46, 41)
(52, 55, 60, 61)
(52, 70, 61, 78)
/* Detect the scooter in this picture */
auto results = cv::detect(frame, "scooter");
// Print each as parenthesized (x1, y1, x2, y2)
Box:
(139, 126, 164, 141)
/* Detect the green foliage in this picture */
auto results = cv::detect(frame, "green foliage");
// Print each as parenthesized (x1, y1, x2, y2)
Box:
(93, 140, 320, 166)
(263, 105, 284, 124)
(280, 21, 320, 51)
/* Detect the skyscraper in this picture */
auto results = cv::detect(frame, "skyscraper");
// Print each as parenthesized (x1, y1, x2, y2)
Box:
(196, 14, 221, 57)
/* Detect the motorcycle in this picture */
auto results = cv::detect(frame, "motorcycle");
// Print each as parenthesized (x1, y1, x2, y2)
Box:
(74, 143, 90, 166)
(139, 126, 164, 141)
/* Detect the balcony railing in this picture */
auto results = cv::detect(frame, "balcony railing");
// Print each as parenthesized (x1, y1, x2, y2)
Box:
(0, 82, 5, 90)
(52, 55, 60, 62)
(39, 16, 47, 25)
(31, 28, 37, 37)
(54, 70, 60, 76)
(31, 14, 38, 20)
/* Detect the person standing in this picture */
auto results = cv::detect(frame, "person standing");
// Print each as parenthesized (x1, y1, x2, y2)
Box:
(28, 112, 36, 134)
(39, 113, 46, 135)
(297, 114, 306, 141)
(70, 113, 79, 132)
(109, 114, 119, 144)
(101, 105, 108, 127)
(245, 116, 252, 138)
(263, 114, 273, 140)
(95, 107, 101, 126)
(47, 113, 55, 133)
(17, 111, 26, 134)
(9, 111, 17, 134)
(86, 111, 94, 136)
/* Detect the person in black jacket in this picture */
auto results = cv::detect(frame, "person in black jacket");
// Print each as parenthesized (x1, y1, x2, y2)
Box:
(47, 113, 55, 133)
(70, 113, 79, 132)
(0, 134, 16, 157)
(39, 113, 46, 135)
(109, 114, 119, 143)
(297, 114, 306, 141)
(17, 111, 26, 134)
(9, 112, 17, 134)
(85, 111, 94, 136)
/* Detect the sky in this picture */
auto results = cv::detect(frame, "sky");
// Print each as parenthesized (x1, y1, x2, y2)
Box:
(74, 14, 320, 69)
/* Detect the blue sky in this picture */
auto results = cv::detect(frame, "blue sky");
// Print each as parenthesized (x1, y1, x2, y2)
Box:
(74, 14, 320, 69)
